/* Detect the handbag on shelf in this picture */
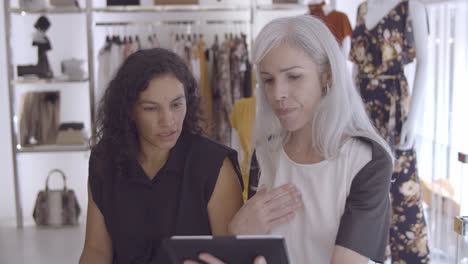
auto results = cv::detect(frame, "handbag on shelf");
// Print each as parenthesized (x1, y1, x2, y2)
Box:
(33, 169, 81, 227)
(56, 122, 87, 145)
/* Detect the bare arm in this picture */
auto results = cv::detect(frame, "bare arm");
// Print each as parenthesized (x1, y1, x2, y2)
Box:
(331, 245, 369, 264)
(399, 0, 429, 150)
(79, 184, 113, 264)
(208, 158, 244, 235)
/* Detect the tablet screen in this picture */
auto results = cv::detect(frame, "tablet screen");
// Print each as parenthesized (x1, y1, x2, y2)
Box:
(164, 235, 290, 264)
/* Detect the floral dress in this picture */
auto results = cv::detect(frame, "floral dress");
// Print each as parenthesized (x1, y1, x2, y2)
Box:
(350, 1, 430, 263)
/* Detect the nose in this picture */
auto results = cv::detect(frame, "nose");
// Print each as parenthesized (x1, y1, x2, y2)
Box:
(159, 108, 175, 127)
(271, 81, 288, 102)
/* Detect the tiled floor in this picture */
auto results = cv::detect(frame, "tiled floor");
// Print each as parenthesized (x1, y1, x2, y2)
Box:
(0, 224, 85, 264)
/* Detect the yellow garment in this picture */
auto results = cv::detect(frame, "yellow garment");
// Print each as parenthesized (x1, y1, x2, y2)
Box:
(251, 70, 256, 97)
(230, 97, 256, 201)
(198, 38, 214, 136)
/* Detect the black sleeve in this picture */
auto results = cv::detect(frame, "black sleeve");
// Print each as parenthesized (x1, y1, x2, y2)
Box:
(335, 142, 393, 263)
(88, 150, 104, 213)
(204, 146, 243, 204)
(187, 137, 243, 205)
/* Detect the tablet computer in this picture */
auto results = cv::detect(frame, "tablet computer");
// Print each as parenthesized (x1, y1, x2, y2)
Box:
(163, 235, 290, 264)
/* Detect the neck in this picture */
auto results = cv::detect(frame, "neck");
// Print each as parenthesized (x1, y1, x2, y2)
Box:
(138, 140, 170, 168)
(285, 122, 324, 163)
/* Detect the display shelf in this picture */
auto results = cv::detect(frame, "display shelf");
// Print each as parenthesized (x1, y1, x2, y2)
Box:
(9, 7, 85, 15)
(16, 144, 90, 153)
(11, 78, 89, 85)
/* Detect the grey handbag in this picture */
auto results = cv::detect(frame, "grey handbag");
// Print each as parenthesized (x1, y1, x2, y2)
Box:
(33, 169, 81, 227)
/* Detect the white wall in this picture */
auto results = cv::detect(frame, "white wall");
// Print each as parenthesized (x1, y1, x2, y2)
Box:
(0, 0, 364, 227)
(0, 1, 17, 226)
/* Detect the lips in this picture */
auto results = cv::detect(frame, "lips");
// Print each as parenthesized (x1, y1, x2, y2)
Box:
(158, 131, 176, 137)
(157, 131, 177, 141)
(276, 108, 296, 117)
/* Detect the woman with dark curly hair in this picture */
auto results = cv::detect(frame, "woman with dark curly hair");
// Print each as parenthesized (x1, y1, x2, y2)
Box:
(79, 48, 247, 263)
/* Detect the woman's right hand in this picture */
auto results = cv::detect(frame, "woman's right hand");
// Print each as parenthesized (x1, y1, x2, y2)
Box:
(184, 254, 267, 264)
(228, 184, 303, 235)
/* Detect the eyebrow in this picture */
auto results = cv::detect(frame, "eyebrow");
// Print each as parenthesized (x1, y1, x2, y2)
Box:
(138, 95, 186, 105)
(260, 66, 304, 75)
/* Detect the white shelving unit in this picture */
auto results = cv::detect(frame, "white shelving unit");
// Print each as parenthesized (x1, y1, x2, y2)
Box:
(3, 0, 309, 228)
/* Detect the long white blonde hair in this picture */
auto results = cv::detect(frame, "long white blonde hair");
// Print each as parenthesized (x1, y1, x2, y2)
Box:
(252, 15, 392, 186)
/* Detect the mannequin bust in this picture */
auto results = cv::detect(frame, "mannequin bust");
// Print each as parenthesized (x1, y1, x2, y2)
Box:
(357, 0, 428, 150)
(306, 0, 351, 57)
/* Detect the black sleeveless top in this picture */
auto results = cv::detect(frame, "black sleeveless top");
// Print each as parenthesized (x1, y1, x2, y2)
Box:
(88, 132, 242, 263)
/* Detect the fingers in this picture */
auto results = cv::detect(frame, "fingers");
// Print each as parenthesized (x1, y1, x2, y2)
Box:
(260, 184, 298, 204)
(268, 212, 296, 229)
(184, 261, 200, 264)
(265, 187, 301, 212)
(254, 256, 267, 264)
(266, 195, 303, 221)
(198, 253, 226, 264)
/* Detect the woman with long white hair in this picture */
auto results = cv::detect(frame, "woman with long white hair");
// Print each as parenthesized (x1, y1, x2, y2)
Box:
(187, 15, 393, 264)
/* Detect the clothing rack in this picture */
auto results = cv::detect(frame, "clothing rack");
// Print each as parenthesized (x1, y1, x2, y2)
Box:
(95, 20, 250, 27)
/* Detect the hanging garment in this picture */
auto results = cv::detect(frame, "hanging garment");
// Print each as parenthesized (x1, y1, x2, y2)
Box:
(241, 35, 253, 98)
(96, 46, 111, 111)
(308, 2, 353, 47)
(230, 38, 243, 103)
(197, 38, 214, 136)
(350, 1, 430, 263)
(191, 41, 201, 82)
(212, 39, 233, 146)
(19, 91, 60, 146)
(229, 97, 256, 201)
(109, 41, 124, 80)
(173, 37, 186, 64)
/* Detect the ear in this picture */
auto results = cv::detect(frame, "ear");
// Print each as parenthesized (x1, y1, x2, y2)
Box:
(320, 64, 332, 95)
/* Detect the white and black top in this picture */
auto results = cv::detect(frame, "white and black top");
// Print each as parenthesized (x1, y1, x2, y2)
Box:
(259, 137, 392, 264)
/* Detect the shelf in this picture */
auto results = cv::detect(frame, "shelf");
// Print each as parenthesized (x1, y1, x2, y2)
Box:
(16, 144, 90, 153)
(256, 4, 308, 11)
(92, 5, 250, 13)
(9, 7, 86, 14)
(11, 78, 89, 85)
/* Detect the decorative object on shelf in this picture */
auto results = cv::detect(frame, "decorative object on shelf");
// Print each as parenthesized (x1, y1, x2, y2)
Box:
(19, 91, 60, 146)
(56, 122, 87, 145)
(50, 0, 80, 8)
(107, 0, 140, 6)
(33, 169, 81, 227)
(19, 0, 47, 10)
(17, 16, 54, 79)
(154, 0, 199, 5)
(61, 58, 86, 81)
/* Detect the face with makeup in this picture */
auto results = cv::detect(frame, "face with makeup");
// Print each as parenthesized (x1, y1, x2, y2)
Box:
(132, 74, 187, 151)
(259, 43, 325, 132)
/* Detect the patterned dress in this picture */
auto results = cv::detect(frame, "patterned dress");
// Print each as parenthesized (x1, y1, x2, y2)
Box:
(350, 1, 430, 263)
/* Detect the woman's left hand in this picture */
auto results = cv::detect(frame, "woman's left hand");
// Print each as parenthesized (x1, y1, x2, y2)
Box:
(184, 253, 267, 264)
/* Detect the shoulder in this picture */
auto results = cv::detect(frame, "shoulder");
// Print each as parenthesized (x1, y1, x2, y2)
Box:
(340, 138, 372, 177)
(349, 137, 393, 189)
(185, 133, 240, 177)
(189, 133, 237, 156)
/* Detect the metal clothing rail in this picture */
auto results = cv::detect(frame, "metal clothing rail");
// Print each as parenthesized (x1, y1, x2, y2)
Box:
(95, 20, 250, 27)
(92, 5, 250, 13)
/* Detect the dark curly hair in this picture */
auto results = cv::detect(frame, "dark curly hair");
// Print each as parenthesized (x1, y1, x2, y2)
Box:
(93, 48, 203, 167)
